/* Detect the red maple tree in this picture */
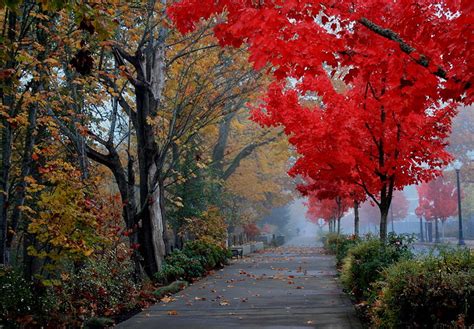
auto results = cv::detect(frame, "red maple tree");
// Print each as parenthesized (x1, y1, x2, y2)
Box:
(305, 193, 351, 235)
(388, 191, 409, 232)
(244, 223, 261, 240)
(170, 1, 472, 240)
(416, 175, 458, 242)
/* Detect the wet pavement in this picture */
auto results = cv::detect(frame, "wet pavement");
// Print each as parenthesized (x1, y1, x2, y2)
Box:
(118, 236, 361, 329)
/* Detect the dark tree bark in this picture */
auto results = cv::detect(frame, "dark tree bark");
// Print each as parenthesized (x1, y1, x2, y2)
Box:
(353, 200, 359, 236)
(434, 218, 440, 243)
(419, 217, 424, 242)
(0, 9, 17, 265)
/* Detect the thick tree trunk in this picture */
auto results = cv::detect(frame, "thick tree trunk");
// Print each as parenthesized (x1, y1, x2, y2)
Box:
(353, 201, 359, 236)
(337, 217, 341, 235)
(136, 158, 166, 277)
(379, 206, 389, 241)
(419, 217, 424, 242)
(87, 144, 145, 279)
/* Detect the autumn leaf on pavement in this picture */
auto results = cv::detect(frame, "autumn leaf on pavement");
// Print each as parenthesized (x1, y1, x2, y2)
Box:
(160, 296, 175, 303)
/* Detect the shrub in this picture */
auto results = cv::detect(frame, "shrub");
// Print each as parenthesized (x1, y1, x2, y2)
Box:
(371, 248, 474, 328)
(155, 241, 231, 284)
(179, 206, 228, 246)
(154, 264, 185, 284)
(340, 234, 413, 300)
(167, 249, 206, 281)
(323, 233, 362, 267)
(1, 247, 141, 328)
(155, 249, 205, 283)
(0, 267, 37, 327)
(323, 232, 340, 253)
(183, 240, 230, 270)
(51, 248, 140, 324)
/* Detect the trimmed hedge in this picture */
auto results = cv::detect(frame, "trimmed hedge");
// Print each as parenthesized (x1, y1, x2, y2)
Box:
(371, 249, 474, 328)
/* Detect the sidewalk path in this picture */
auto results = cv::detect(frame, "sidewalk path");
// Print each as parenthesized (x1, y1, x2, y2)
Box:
(118, 236, 361, 329)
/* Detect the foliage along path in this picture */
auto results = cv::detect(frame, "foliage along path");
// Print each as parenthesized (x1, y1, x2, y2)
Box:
(119, 237, 361, 328)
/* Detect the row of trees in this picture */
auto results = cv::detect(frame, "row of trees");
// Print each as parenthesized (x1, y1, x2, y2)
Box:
(170, 0, 473, 240)
(0, 0, 293, 284)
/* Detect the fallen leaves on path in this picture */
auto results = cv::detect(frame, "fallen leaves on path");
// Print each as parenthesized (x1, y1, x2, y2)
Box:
(160, 296, 176, 303)
(194, 296, 206, 301)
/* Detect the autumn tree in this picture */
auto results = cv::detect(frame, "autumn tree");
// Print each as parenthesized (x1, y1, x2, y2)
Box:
(169, 0, 471, 240)
(49, 3, 261, 277)
(388, 191, 409, 233)
(305, 193, 351, 235)
(417, 175, 458, 242)
(0, 0, 266, 281)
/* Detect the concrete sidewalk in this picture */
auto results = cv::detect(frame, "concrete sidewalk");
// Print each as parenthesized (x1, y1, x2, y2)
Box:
(118, 238, 361, 329)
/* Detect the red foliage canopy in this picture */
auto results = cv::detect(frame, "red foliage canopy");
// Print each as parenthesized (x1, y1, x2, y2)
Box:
(305, 193, 351, 224)
(390, 191, 409, 221)
(170, 0, 473, 238)
(244, 223, 261, 239)
(416, 176, 458, 222)
(169, 0, 473, 104)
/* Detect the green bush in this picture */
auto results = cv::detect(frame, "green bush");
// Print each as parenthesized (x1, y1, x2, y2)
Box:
(183, 240, 231, 270)
(371, 249, 474, 328)
(323, 232, 341, 253)
(155, 241, 231, 284)
(322, 233, 362, 267)
(166, 249, 205, 281)
(340, 234, 413, 300)
(0, 267, 37, 327)
(154, 263, 185, 283)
